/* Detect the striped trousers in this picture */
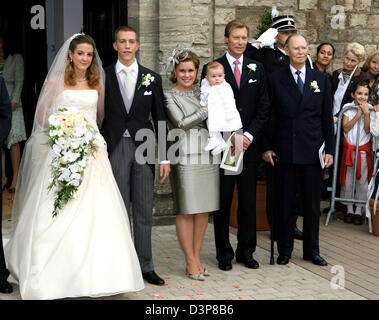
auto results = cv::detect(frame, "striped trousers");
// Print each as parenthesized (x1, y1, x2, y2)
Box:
(109, 137, 155, 273)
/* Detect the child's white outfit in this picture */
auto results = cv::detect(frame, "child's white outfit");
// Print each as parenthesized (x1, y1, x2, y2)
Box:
(340, 102, 373, 216)
(200, 78, 242, 155)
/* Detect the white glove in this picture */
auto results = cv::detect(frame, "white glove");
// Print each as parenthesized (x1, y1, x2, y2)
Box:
(256, 28, 278, 48)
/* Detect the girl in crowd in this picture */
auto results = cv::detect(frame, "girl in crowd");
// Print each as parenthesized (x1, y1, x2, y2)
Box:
(340, 80, 373, 225)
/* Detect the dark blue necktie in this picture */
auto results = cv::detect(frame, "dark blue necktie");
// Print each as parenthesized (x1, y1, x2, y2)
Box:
(296, 70, 304, 94)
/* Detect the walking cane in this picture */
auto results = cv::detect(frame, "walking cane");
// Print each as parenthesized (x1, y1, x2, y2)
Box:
(267, 162, 275, 265)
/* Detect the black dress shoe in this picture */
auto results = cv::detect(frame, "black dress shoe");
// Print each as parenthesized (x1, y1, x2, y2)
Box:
(304, 255, 328, 266)
(218, 261, 232, 271)
(0, 279, 13, 294)
(142, 271, 165, 285)
(294, 226, 303, 240)
(236, 257, 259, 269)
(277, 254, 290, 265)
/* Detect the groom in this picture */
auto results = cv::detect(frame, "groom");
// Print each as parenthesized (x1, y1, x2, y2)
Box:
(0, 76, 12, 294)
(101, 26, 170, 286)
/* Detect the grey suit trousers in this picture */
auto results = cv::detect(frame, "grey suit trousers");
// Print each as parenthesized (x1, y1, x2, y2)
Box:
(109, 137, 154, 273)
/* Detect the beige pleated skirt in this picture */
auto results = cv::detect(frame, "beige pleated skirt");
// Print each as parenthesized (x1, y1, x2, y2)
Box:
(170, 155, 220, 215)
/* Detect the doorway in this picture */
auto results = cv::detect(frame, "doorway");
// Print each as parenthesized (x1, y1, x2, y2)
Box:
(83, 0, 128, 68)
(0, 1, 47, 191)
(0, 0, 48, 137)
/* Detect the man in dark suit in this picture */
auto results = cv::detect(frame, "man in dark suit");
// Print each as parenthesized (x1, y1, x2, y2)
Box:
(0, 76, 12, 293)
(201, 20, 270, 271)
(245, 14, 305, 241)
(101, 26, 170, 285)
(264, 34, 334, 266)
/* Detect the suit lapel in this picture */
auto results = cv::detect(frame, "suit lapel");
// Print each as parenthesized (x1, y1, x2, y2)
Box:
(109, 64, 128, 118)
(128, 64, 145, 116)
(284, 66, 302, 102)
(300, 66, 313, 105)
(240, 57, 250, 89)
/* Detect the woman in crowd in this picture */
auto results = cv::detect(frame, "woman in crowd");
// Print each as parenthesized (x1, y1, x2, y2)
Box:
(0, 35, 27, 192)
(314, 42, 335, 75)
(164, 50, 219, 281)
(332, 42, 368, 120)
(362, 50, 379, 108)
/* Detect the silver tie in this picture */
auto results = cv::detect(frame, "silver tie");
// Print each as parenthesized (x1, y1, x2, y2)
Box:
(123, 69, 134, 100)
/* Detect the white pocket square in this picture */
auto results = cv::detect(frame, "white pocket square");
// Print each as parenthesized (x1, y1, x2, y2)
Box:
(144, 91, 152, 96)
(249, 79, 257, 83)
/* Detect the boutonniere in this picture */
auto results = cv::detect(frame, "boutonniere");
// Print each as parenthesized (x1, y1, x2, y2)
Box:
(247, 63, 257, 74)
(137, 73, 155, 90)
(310, 80, 320, 93)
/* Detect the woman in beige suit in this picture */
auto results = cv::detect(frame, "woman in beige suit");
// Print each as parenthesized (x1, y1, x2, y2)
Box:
(164, 50, 219, 280)
(0, 35, 27, 192)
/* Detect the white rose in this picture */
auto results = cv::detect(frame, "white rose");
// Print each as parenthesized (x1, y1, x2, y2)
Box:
(68, 179, 80, 187)
(48, 115, 60, 127)
(58, 168, 71, 182)
(49, 130, 58, 137)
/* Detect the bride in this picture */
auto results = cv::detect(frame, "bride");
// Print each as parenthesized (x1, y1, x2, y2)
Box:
(4, 34, 144, 300)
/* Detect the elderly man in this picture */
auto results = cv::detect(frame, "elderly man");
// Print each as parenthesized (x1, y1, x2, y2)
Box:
(245, 14, 306, 241)
(0, 75, 12, 293)
(264, 35, 334, 266)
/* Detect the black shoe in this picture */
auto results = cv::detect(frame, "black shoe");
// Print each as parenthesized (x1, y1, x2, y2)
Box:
(344, 213, 354, 224)
(0, 279, 13, 294)
(142, 271, 165, 285)
(294, 226, 303, 240)
(303, 255, 328, 266)
(353, 215, 363, 225)
(236, 256, 259, 269)
(218, 261, 232, 271)
(277, 254, 290, 265)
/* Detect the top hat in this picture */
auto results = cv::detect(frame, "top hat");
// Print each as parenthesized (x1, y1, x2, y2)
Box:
(272, 15, 296, 32)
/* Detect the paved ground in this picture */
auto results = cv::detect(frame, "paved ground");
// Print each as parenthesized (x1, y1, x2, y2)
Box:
(1, 214, 372, 301)
(2, 187, 378, 301)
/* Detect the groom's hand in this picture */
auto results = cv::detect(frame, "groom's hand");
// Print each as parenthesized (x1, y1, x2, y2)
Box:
(160, 163, 171, 183)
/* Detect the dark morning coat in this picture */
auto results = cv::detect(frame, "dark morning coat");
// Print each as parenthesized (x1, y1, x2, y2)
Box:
(101, 63, 168, 167)
(265, 65, 335, 164)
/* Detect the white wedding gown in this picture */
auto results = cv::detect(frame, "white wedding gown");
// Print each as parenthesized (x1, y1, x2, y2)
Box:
(5, 90, 145, 300)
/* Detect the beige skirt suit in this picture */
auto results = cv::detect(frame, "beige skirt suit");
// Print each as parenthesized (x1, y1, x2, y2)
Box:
(164, 88, 219, 215)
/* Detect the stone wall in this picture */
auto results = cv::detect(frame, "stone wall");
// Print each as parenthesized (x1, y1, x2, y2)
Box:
(127, 0, 378, 224)
(131, 0, 378, 82)
(214, 0, 378, 72)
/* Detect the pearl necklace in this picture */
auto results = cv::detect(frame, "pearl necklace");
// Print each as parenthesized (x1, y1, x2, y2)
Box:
(77, 78, 87, 83)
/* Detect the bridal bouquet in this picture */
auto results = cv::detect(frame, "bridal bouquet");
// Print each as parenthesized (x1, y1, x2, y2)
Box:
(47, 107, 97, 218)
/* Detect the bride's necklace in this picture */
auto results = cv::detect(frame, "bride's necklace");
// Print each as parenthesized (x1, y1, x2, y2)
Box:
(77, 78, 87, 83)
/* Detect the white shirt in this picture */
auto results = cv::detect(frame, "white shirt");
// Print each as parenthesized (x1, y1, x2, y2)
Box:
(225, 52, 253, 142)
(115, 59, 139, 97)
(343, 102, 372, 146)
(289, 64, 306, 84)
(226, 51, 243, 74)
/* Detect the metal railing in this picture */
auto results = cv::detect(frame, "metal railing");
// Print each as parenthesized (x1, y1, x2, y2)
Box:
(325, 105, 376, 232)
